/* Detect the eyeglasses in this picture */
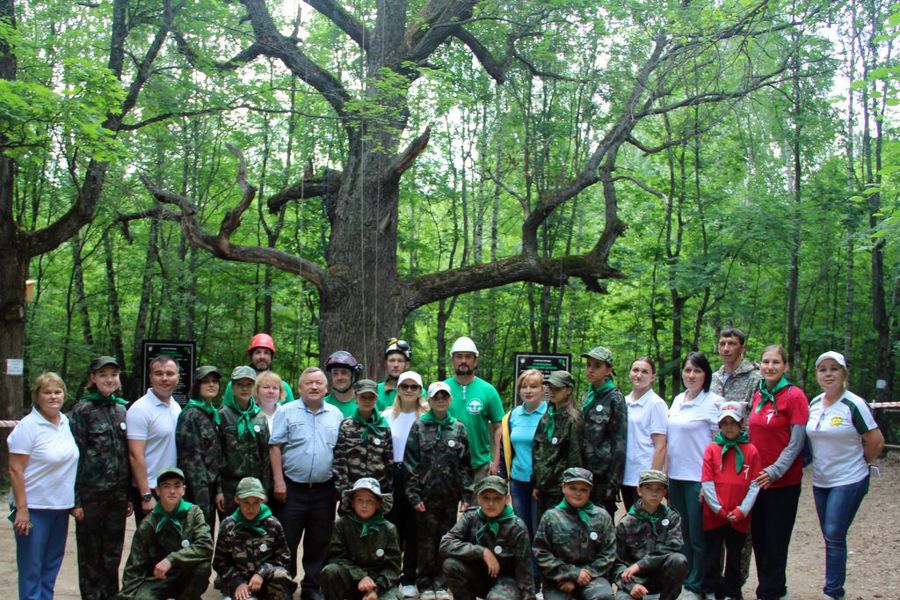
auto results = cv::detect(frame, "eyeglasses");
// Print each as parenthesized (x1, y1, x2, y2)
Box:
(399, 383, 420, 391)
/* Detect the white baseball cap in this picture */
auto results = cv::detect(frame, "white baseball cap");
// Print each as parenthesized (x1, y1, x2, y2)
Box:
(427, 381, 452, 399)
(815, 351, 847, 369)
(397, 371, 424, 389)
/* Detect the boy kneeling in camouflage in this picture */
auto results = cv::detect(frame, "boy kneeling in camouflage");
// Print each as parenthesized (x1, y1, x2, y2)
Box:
(213, 477, 296, 600)
(320, 477, 402, 600)
(440, 475, 536, 600)
(613, 470, 687, 600)
(119, 467, 213, 600)
(533, 467, 616, 600)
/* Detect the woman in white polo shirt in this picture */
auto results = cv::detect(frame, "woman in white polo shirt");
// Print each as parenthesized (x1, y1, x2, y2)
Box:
(667, 352, 723, 600)
(621, 356, 668, 511)
(807, 351, 884, 600)
(7, 372, 80, 600)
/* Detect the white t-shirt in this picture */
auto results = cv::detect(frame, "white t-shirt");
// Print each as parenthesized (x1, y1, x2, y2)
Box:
(7, 408, 79, 509)
(806, 390, 878, 488)
(262, 404, 280, 435)
(383, 409, 419, 463)
(667, 389, 722, 481)
(623, 388, 669, 486)
(126, 388, 181, 488)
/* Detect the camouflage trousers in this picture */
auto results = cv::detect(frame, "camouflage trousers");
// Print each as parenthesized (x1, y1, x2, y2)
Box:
(225, 573, 295, 600)
(319, 563, 401, 600)
(614, 553, 688, 600)
(186, 481, 220, 529)
(415, 500, 459, 590)
(543, 575, 614, 600)
(129, 561, 212, 600)
(443, 557, 527, 600)
(75, 495, 128, 600)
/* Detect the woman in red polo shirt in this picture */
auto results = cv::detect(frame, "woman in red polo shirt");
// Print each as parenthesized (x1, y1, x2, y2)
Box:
(747, 344, 809, 600)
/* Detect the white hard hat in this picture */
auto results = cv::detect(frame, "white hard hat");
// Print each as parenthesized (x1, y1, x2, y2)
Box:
(450, 336, 479, 356)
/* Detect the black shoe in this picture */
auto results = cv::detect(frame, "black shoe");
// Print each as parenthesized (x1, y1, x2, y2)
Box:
(300, 589, 324, 600)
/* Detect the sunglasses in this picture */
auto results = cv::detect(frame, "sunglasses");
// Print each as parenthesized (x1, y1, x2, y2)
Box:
(399, 383, 421, 391)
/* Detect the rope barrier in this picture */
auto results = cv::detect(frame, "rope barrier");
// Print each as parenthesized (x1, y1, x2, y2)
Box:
(870, 402, 900, 409)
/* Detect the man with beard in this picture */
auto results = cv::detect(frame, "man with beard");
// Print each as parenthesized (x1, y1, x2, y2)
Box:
(223, 333, 295, 405)
(377, 338, 412, 411)
(443, 336, 505, 491)
(323, 350, 364, 418)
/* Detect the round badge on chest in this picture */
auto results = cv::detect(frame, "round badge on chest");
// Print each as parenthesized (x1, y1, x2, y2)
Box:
(373, 438, 381, 445)
(448, 440, 456, 448)
(260, 543, 268, 552)
(596, 404, 603, 412)
(590, 532, 598, 541)
(254, 424, 261, 433)
(551, 437, 559, 445)
(120, 422, 127, 430)
(376, 548, 385, 557)
(661, 518, 670, 527)
(493, 545, 503, 554)
(181, 539, 190, 548)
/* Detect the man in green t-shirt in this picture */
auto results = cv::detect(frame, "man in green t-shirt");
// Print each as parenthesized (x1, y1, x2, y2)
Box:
(443, 336, 505, 493)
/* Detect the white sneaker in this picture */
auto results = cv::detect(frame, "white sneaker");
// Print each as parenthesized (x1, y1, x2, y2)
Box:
(402, 584, 419, 598)
(420, 591, 436, 600)
(679, 592, 701, 600)
(434, 590, 451, 600)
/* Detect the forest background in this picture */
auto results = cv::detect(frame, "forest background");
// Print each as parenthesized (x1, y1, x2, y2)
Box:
(0, 0, 897, 440)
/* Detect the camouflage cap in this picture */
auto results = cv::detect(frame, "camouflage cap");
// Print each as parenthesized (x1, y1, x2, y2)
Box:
(341, 477, 393, 514)
(475, 475, 508, 496)
(156, 466, 185, 483)
(639, 469, 668, 487)
(231, 365, 257, 381)
(90, 355, 119, 371)
(581, 346, 614, 365)
(561, 467, 594, 486)
(546, 370, 575, 389)
(354, 378, 378, 396)
(236, 477, 267, 500)
(194, 365, 221, 381)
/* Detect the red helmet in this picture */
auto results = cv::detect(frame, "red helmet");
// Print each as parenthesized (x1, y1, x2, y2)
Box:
(247, 333, 277, 355)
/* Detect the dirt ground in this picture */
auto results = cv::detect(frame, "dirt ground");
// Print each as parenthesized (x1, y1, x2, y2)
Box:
(2, 454, 898, 599)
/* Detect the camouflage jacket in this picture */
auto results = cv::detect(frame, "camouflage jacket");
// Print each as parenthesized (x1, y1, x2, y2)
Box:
(440, 507, 536, 600)
(176, 401, 223, 504)
(332, 411, 395, 496)
(327, 514, 402, 594)
(580, 383, 627, 501)
(69, 392, 130, 506)
(531, 408, 582, 493)
(403, 415, 473, 506)
(119, 502, 213, 599)
(533, 502, 616, 584)
(711, 360, 760, 408)
(613, 499, 683, 591)
(213, 508, 292, 595)
(219, 403, 272, 490)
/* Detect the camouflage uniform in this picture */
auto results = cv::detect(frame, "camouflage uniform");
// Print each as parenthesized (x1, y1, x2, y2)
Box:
(118, 501, 213, 600)
(531, 408, 582, 519)
(440, 507, 536, 600)
(320, 513, 402, 600)
(580, 381, 627, 514)
(176, 399, 224, 527)
(403, 413, 474, 591)
(219, 401, 272, 515)
(613, 499, 687, 600)
(533, 500, 616, 600)
(332, 410, 395, 497)
(70, 391, 131, 600)
(213, 505, 296, 600)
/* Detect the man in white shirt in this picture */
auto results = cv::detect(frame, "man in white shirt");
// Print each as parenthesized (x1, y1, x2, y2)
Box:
(127, 354, 182, 522)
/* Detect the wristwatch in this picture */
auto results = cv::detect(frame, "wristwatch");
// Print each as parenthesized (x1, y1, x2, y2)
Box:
(141, 492, 153, 502)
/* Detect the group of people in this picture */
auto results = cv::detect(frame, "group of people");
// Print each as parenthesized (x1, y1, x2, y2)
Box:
(6, 327, 884, 600)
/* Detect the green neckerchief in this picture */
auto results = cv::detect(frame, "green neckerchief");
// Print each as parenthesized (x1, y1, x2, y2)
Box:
(222, 394, 261, 439)
(628, 500, 668, 534)
(545, 403, 559, 442)
(582, 377, 616, 412)
(556, 499, 598, 525)
(420, 410, 456, 440)
(476, 505, 516, 543)
(186, 398, 221, 426)
(152, 499, 191, 535)
(715, 431, 750, 473)
(756, 376, 791, 414)
(348, 510, 388, 537)
(231, 503, 273, 536)
(353, 407, 388, 442)
(80, 390, 128, 407)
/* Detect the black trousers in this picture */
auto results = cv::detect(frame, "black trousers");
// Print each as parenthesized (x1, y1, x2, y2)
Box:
(274, 478, 336, 594)
(751, 484, 801, 600)
(76, 495, 128, 600)
(702, 524, 746, 598)
(386, 468, 418, 585)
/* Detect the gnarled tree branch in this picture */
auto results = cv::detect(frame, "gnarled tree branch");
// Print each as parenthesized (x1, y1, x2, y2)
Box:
(267, 168, 343, 213)
(304, 0, 370, 51)
(386, 127, 431, 182)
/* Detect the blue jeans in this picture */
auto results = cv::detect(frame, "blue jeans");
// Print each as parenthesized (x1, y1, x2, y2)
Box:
(668, 479, 704, 593)
(813, 476, 869, 599)
(510, 479, 540, 582)
(15, 508, 69, 600)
